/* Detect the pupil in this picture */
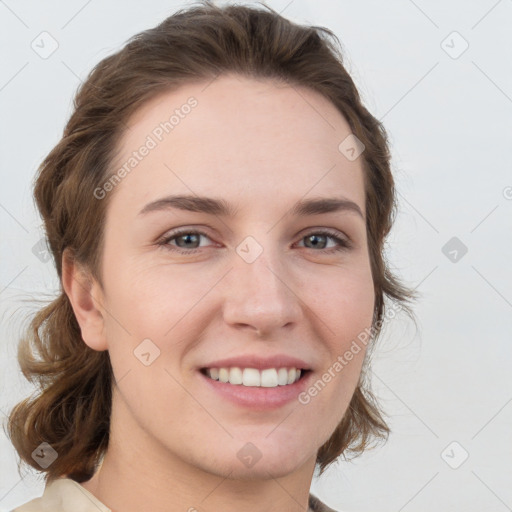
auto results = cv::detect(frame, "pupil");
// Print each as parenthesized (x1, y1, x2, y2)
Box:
(178, 234, 198, 248)
(307, 234, 325, 249)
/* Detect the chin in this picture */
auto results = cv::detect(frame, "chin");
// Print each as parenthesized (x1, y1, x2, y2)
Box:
(202, 441, 313, 481)
(213, 457, 308, 481)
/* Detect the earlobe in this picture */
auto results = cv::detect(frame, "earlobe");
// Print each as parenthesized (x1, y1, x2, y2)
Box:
(61, 248, 108, 351)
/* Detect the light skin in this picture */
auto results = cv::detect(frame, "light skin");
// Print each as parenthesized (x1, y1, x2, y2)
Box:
(63, 74, 374, 512)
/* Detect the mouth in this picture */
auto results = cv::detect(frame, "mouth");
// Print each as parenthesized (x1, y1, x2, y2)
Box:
(199, 367, 311, 387)
(196, 350, 315, 410)
(198, 365, 313, 409)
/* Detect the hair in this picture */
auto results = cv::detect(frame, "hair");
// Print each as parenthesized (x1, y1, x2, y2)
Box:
(6, 0, 417, 484)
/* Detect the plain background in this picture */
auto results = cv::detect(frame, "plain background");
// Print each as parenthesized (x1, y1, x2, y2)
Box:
(0, 1, 511, 511)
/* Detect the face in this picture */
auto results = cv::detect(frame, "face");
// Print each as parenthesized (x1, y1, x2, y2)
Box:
(87, 74, 374, 480)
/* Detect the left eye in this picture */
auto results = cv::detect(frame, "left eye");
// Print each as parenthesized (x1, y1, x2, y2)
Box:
(163, 231, 212, 251)
(159, 229, 351, 253)
(297, 232, 350, 251)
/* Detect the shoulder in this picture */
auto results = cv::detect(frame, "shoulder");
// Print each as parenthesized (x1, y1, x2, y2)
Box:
(309, 493, 339, 512)
(12, 478, 111, 512)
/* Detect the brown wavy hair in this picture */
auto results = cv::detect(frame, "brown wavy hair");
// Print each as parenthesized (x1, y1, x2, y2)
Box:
(6, 0, 416, 484)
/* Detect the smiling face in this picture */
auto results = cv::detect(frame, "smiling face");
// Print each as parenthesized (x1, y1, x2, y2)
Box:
(79, 73, 374, 481)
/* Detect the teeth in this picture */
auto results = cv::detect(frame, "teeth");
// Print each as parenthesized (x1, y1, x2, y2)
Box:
(204, 367, 303, 387)
(229, 367, 243, 385)
(219, 368, 229, 383)
(277, 368, 289, 385)
(260, 369, 277, 387)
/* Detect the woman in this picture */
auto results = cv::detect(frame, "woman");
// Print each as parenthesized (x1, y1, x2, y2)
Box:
(7, 2, 415, 511)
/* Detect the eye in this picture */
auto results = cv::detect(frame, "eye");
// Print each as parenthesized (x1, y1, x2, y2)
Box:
(158, 229, 214, 254)
(157, 228, 352, 255)
(296, 229, 352, 253)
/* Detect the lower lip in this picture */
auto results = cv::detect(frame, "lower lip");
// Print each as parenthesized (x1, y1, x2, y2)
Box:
(199, 370, 312, 410)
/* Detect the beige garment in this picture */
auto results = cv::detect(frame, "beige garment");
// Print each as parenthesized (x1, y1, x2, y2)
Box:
(13, 477, 338, 512)
(12, 478, 110, 512)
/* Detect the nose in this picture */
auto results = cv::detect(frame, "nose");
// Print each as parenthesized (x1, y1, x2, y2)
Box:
(222, 249, 303, 337)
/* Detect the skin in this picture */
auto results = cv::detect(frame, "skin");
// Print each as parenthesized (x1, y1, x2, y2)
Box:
(63, 74, 374, 512)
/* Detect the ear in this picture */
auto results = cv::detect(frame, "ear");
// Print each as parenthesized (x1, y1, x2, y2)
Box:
(62, 248, 108, 351)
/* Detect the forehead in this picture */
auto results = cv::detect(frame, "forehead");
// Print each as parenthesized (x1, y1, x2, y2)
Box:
(108, 74, 366, 217)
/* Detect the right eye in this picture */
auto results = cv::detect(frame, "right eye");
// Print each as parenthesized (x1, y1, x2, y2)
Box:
(158, 229, 215, 254)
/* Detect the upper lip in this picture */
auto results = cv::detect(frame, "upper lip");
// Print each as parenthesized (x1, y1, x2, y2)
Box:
(200, 355, 312, 371)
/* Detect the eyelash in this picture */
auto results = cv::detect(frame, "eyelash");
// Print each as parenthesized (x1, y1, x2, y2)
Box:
(157, 228, 352, 255)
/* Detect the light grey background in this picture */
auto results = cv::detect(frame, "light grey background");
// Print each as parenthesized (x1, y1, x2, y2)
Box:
(1, 1, 511, 511)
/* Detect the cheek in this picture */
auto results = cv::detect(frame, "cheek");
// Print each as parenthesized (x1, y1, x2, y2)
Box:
(310, 266, 374, 382)
(309, 261, 375, 339)
(100, 268, 198, 414)
(105, 260, 214, 336)
(295, 271, 374, 438)
(329, 276, 374, 336)
(100, 262, 222, 395)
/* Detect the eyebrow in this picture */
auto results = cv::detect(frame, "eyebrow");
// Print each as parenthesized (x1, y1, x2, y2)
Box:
(138, 194, 364, 220)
